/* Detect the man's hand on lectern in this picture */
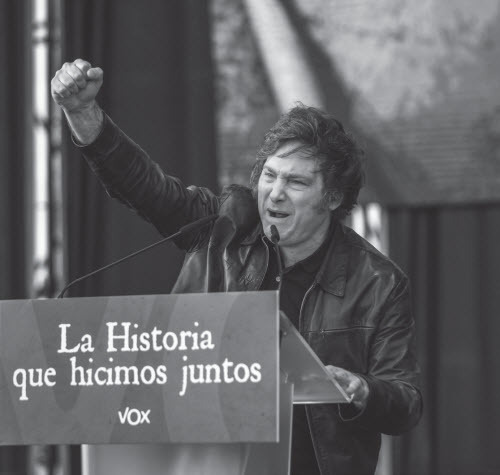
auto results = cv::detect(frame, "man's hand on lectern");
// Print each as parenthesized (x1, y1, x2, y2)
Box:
(326, 365, 369, 410)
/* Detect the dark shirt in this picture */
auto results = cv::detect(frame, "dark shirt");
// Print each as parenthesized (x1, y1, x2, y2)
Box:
(261, 227, 333, 475)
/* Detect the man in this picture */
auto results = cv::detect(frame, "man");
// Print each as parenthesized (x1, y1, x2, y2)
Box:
(52, 59, 422, 475)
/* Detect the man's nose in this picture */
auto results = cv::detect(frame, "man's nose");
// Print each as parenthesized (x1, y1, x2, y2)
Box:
(269, 179, 286, 202)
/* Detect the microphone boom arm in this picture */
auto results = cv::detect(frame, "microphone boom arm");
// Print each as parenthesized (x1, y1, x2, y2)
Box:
(57, 214, 217, 298)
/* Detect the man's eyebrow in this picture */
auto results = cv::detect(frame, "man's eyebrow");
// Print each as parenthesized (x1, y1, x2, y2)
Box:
(263, 164, 320, 179)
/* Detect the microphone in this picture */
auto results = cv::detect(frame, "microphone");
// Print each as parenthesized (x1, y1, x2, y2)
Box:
(270, 225, 285, 347)
(269, 225, 283, 292)
(56, 214, 218, 298)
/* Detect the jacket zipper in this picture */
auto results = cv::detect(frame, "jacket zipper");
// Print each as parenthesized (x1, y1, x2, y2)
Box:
(298, 280, 316, 333)
(300, 281, 326, 475)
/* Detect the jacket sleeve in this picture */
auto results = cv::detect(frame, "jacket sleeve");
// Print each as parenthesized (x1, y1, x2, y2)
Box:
(339, 275, 423, 435)
(76, 113, 219, 250)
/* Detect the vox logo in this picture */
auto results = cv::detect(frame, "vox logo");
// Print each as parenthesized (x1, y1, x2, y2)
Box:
(118, 407, 151, 426)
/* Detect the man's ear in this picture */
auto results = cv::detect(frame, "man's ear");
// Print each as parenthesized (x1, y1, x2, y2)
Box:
(326, 191, 343, 211)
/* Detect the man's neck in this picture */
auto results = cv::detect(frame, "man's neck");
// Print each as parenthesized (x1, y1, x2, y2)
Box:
(281, 219, 333, 268)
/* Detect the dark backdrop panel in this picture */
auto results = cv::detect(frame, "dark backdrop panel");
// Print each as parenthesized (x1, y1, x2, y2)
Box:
(62, 0, 217, 297)
(0, 1, 30, 473)
(0, 0, 28, 301)
(389, 206, 500, 475)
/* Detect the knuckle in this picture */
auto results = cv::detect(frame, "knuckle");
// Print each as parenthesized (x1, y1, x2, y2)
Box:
(75, 58, 91, 69)
(58, 73, 69, 85)
(69, 66, 84, 82)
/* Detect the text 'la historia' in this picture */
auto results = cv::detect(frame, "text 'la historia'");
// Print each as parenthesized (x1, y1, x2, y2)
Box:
(58, 321, 215, 353)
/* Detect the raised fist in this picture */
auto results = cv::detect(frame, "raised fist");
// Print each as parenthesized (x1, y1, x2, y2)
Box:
(51, 59, 103, 113)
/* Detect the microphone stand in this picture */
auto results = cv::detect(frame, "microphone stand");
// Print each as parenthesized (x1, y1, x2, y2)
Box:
(270, 225, 283, 292)
(57, 214, 217, 298)
(270, 225, 285, 347)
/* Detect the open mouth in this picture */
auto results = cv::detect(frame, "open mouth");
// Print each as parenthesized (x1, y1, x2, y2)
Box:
(268, 210, 290, 218)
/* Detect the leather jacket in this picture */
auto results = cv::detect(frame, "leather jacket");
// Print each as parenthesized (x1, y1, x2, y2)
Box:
(80, 114, 422, 475)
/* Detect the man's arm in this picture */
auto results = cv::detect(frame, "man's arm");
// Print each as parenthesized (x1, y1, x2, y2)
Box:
(51, 59, 104, 145)
(51, 59, 219, 248)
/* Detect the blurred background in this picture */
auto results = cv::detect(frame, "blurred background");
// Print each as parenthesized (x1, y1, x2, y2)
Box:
(1, 0, 500, 474)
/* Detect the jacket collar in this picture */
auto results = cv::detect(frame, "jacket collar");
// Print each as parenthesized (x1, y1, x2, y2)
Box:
(241, 222, 264, 245)
(242, 219, 349, 297)
(315, 222, 349, 297)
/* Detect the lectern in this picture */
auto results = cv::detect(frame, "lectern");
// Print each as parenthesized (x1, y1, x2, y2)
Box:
(0, 291, 349, 474)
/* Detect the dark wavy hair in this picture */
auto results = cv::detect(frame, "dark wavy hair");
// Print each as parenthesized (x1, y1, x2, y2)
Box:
(250, 104, 365, 220)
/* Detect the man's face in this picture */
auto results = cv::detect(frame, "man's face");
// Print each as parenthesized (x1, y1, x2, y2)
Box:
(257, 141, 340, 258)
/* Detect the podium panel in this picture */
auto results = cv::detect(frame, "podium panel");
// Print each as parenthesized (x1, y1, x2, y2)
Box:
(0, 292, 279, 445)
